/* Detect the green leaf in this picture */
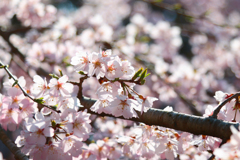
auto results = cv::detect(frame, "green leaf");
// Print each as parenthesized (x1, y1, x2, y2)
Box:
(146, 73, 151, 77)
(0, 64, 8, 69)
(51, 120, 57, 128)
(140, 68, 148, 80)
(132, 68, 143, 80)
(78, 71, 86, 75)
(52, 105, 58, 110)
(12, 80, 18, 87)
(140, 79, 146, 85)
(49, 74, 59, 79)
(140, 36, 150, 42)
(59, 69, 63, 77)
(34, 98, 45, 104)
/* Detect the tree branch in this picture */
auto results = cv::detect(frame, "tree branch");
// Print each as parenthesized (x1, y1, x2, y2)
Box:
(211, 93, 240, 119)
(79, 96, 238, 141)
(142, 0, 240, 29)
(0, 28, 50, 77)
(0, 126, 28, 160)
(135, 57, 202, 116)
(0, 61, 61, 113)
(0, 28, 25, 62)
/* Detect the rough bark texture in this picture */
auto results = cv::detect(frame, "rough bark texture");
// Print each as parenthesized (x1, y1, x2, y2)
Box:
(0, 126, 28, 160)
(80, 96, 239, 141)
(0, 97, 238, 160)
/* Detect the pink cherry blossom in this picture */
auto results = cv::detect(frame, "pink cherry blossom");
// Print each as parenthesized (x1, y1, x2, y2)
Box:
(57, 97, 80, 119)
(0, 106, 20, 131)
(0, 93, 12, 112)
(88, 140, 108, 160)
(138, 96, 158, 114)
(88, 52, 106, 79)
(31, 75, 49, 98)
(20, 98, 38, 119)
(49, 75, 74, 97)
(71, 51, 91, 73)
(137, 139, 155, 158)
(64, 110, 92, 141)
(17, 0, 56, 28)
(120, 60, 135, 80)
(109, 95, 139, 119)
(96, 81, 122, 97)
(61, 135, 83, 157)
(25, 120, 54, 146)
(105, 57, 123, 80)
(90, 96, 113, 114)
(3, 76, 26, 90)
(7, 87, 25, 109)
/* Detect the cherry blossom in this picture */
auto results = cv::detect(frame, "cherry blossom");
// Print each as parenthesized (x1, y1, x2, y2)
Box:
(1, 0, 240, 159)
(25, 120, 54, 146)
(90, 96, 113, 114)
(138, 95, 158, 114)
(88, 140, 108, 160)
(20, 98, 38, 119)
(48, 75, 74, 97)
(17, 0, 57, 28)
(64, 110, 92, 141)
(60, 135, 83, 157)
(0, 105, 21, 131)
(70, 52, 91, 73)
(88, 52, 106, 79)
(109, 95, 139, 119)
(105, 56, 123, 80)
(31, 75, 49, 98)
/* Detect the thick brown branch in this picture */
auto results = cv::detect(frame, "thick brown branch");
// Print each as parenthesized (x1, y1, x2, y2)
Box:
(135, 57, 202, 116)
(79, 96, 238, 141)
(0, 126, 28, 160)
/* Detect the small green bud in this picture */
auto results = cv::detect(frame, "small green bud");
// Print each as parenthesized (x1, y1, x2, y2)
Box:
(49, 74, 59, 79)
(34, 97, 45, 104)
(59, 69, 63, 77)
(12, 80, 18, 87)
(132, 68, 143, 80)
(78, 71, 85, 75)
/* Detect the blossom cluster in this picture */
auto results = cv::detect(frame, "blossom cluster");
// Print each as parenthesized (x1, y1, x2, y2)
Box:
(71, 50, 158, 118)
(214, 125, 240, 159)
(1, 0, 240, 159)
(0, 49, 158, 159)
(0, 74, 91, 159)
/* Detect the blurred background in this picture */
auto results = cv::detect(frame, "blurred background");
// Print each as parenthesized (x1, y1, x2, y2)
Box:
(1, 0, 240, 159)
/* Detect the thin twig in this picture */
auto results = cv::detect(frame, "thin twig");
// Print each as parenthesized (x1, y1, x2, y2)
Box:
(0, 28, 50, 77)
(0, 61, 34, 101)
(0, 28, 25, 62)
(0, 61, 61, 113)
(142, 0, 240, 29)
(69, 74, 89, 99)
(211, 93, 240, 119)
